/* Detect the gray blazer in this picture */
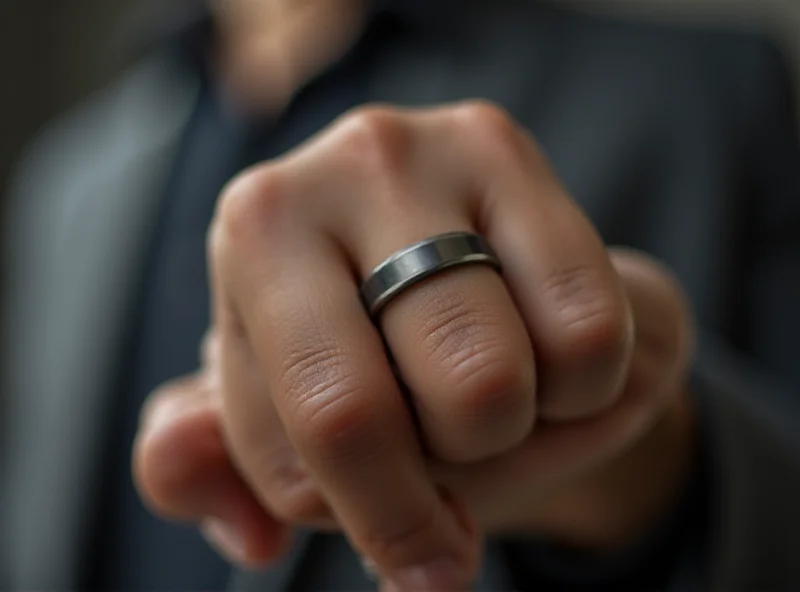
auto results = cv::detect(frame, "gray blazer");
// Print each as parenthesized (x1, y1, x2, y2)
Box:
(2, 3, 800, 590)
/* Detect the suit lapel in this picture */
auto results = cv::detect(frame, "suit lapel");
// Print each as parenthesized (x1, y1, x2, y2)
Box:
(5, 54, 198, 587)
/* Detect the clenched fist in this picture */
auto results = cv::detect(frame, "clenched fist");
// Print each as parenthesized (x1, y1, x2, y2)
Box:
(134, 102, 694, 590)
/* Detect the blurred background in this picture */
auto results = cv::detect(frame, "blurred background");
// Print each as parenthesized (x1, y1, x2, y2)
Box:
(1, 0, 799, 195)
(0, 2, 798, 590)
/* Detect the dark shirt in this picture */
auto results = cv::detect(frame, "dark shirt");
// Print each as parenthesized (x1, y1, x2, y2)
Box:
(90, 4, 707, 590)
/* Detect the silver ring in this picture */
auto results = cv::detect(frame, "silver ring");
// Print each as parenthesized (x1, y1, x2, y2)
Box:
(360, 232, 502, 317)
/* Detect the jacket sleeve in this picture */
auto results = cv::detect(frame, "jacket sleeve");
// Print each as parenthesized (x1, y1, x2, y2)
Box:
(735, 38, 800, 396)
(695, 36, 800, 592)
(503, 36, 800, 592)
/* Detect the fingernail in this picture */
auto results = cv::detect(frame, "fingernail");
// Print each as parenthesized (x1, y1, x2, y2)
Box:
(388, 558, 464, 591)
(360, 556, 379, 580)
(201, 519, 247, 565)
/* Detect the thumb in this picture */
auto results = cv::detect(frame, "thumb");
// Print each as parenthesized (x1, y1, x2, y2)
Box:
(133, 374, 291, 567)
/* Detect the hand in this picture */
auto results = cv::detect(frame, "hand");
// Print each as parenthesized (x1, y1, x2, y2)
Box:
(134, 102, 694, 590)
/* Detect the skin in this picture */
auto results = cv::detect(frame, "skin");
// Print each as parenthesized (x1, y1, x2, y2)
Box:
(133, 2, 697, 590)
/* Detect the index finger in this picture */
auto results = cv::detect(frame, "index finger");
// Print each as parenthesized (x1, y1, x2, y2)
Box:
(211, 168, 477, 589)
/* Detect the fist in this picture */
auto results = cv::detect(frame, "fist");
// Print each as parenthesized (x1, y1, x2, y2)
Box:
(134, 102, 694, 590)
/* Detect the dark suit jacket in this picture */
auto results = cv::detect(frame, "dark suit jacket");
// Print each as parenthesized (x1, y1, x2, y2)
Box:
(2, 2, 800, 590)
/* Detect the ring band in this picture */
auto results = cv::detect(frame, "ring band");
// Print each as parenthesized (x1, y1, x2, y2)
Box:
(360, 232, 502, 317)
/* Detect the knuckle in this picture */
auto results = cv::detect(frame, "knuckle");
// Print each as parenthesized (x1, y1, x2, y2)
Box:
(452, 346, 533, 424)
(279, 344, 379, 463)
(336, 106, 409, 180)
(440, 340, 534, 449)
(543, 264, 631, 361)
(271, 489, 330, 525)
(260, 459, 329, 524)
(215, 164, 289, 248)
(456, 100, 516, 133)
(454, 100, 520, 153)
(420, 296, 532, 423)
